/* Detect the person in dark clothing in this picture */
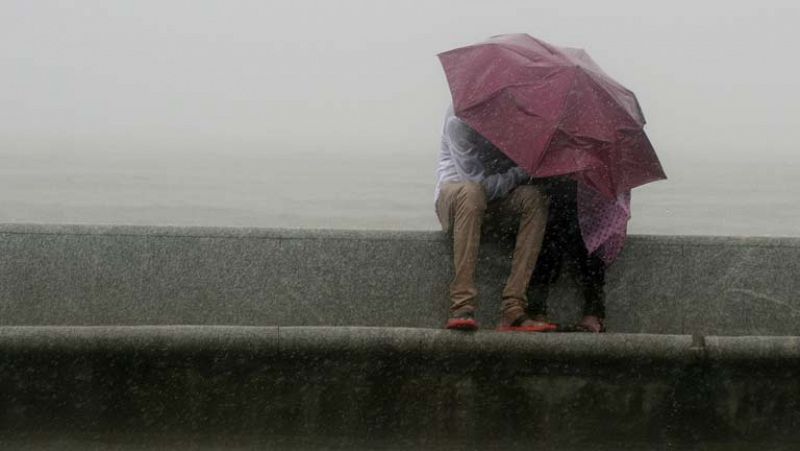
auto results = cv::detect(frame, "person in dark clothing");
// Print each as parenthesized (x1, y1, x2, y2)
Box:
(526, 178, 606, 333)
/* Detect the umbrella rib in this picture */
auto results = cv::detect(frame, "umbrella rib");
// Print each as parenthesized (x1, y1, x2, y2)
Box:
(459, 81, 550, 117)
(500, 40, 644, 126)
(493, 41, 576, 71)
(582, 73, 645, 127)
(537, 67, 580, 171)
(494, 42, 552, 64)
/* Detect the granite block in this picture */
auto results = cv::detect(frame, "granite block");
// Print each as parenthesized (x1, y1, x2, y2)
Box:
(1, 224, 799, 335)
(681, 244, 800, 335)
(603, 238, 687, 334)
(0, 233, 152, 325)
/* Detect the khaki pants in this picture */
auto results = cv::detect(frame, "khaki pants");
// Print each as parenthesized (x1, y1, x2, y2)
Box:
(436, 181, 548, 317)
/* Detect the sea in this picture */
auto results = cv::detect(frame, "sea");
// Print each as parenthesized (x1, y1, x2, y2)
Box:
(1, 149, 798, 237)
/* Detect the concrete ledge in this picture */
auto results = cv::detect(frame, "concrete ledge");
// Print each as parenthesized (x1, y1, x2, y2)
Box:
(706, 335, 800, 362)
(3, 325, 800, 365)
(0, 222, 443, 241)
(1, 326, 800, 449)
(2, 325, 799, 360)
(2, 222, 799, 245)
(0, 326, 697, 363)
(2, 223, 800, 335)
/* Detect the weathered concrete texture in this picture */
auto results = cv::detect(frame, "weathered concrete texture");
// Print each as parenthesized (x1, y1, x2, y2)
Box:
(2, 224, 800, 449)
(0, 325, 698, 362)
(0, 224, 449, 328)
(706, 335, 800, 362)
(0, 326, 799, 450)
(1, 223, 799, 335)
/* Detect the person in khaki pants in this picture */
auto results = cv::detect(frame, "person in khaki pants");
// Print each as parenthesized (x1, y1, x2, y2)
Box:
(435, 105, 552, 332)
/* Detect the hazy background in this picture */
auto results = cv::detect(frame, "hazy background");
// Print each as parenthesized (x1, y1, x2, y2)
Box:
(1, 0, 798, 236)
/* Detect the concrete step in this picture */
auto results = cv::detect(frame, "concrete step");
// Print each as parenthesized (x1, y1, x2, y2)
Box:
(1, 326, 799, 449)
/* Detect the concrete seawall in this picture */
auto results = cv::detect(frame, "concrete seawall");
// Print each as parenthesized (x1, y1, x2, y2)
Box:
(1, 223, 800, 449)
(2, 223, 799, 334)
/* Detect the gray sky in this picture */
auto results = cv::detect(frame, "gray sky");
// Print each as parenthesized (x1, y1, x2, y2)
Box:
(3, 0, 799, 156)
(1, 0, 799, 234)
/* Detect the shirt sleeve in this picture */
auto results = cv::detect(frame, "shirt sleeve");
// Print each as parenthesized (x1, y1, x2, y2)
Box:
(444, 116, 528, 201)
(481, 166, 530, 200)
(444, 116, 483, 180)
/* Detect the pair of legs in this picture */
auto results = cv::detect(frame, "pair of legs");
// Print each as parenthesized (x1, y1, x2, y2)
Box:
(436, 181, 549, 328)
(527, 179, 606, 332)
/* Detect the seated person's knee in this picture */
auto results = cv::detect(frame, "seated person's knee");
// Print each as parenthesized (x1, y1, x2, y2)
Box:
(517, 185, 548, 211)
(456, 182, 487, 210)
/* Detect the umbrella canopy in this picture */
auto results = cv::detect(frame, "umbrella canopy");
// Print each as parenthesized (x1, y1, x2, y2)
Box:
(438, 33, 666, 199)
(577, 183, 630, 264)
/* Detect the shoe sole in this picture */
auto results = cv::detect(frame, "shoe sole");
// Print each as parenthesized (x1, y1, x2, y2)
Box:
(446, 319, 479, 331)
(496, 323, 558, 333)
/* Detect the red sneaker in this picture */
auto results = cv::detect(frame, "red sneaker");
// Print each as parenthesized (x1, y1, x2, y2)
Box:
(496, 314, 557, 332)
(446, 312, 479, 331)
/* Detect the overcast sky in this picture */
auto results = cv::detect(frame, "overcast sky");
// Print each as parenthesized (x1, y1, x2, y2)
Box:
(3, 0, 799, 158)
(1, 1, 799, 234)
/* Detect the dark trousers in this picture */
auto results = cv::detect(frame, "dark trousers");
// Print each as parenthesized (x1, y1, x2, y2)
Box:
(527, 180, 606, 319)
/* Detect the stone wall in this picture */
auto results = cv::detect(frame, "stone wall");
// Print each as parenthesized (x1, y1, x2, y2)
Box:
(2, 224, 800, 448)
(1, 223, 798, 334)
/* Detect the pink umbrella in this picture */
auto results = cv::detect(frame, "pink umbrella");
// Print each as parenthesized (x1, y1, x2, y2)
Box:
(438, 33, 666, 200)
(439, 34, 666, 262)
(577, 184, 631, 264)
